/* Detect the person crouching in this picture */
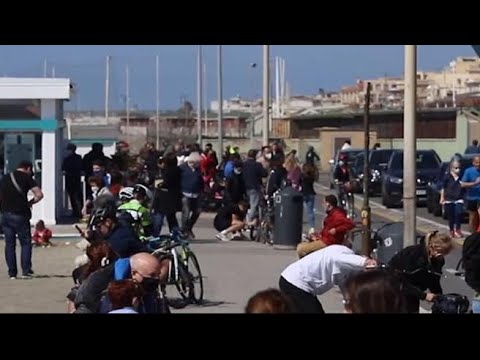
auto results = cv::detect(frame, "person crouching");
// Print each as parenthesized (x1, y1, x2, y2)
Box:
(214, 200, 250, 242)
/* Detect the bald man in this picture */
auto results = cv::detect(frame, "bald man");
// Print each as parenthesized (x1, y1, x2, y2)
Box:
(461, 156, 480, 232)
(74, 253, 170, 314)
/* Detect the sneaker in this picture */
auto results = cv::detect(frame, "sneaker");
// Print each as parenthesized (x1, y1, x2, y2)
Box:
(455, 230, 464, 238)
(450, 231, 456, 238)
(24, 270, 34, 276)
(9, 276, 16, 280)
(216, 233, 230, 242)
(20, 275, 32, 280)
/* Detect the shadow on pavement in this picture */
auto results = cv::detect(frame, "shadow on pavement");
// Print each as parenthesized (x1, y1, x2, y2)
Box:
(32, 275, 71, 279)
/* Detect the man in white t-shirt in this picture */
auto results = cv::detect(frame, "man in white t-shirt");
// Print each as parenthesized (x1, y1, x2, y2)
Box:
(279, 244, 376, 313)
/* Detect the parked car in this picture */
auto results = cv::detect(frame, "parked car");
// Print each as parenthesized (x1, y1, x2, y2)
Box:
(381, 149, 442, 208)
(329, 148, 363, 189)
(426, 154, 478, 219)
(352, 149, 397, 195)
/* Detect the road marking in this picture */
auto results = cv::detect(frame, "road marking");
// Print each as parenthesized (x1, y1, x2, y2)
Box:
(314, 183, 470, 244)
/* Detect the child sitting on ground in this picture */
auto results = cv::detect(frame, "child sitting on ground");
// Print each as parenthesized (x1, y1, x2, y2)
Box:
(32, 220, 53, 248)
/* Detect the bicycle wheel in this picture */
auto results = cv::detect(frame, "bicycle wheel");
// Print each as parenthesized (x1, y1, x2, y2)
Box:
(174, 261, 194, 303)
(186, 252, 204, 304)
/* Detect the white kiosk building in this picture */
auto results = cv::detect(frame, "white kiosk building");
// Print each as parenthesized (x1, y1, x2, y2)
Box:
(0, 78, 71, 225)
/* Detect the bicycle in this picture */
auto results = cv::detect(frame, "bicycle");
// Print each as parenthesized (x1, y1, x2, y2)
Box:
(147, 229, 204, 309)
(335, 181, 355, 219)
(249, 195, 274, 245)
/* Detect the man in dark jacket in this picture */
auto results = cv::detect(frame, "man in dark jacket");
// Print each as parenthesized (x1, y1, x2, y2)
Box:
(179, 153, 204, 239)
(89, 207, 146, 258)
(225, 160, 246, 205)
(152, 153, 182, 236)
(243, 149, 268, 225)
(62, 143, 83, 219)
(305, 146, 320, 166)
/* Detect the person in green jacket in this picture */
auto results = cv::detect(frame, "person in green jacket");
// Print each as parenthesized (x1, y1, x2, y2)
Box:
(118, 184, 153, 239)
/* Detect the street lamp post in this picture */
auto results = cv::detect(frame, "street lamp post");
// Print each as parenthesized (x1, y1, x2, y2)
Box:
(262, 45, 270, 147)
(403, 45, 417, 248)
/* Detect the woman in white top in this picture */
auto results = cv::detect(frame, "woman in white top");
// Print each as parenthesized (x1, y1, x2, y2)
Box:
(279, 245, 376, 313)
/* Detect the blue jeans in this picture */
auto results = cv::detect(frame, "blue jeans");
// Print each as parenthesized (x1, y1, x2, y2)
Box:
(2, 212, 33, 277)
(152, 212, 179, 237)
(304, 194, 316, 229)
(444, 202, 463, 231)
(246, 189, 261, 222)
(472, 295, 480, 314)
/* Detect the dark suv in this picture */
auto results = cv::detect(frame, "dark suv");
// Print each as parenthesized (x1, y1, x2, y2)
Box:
(352, 149, 397, 195)
(381, 150, 442, 208)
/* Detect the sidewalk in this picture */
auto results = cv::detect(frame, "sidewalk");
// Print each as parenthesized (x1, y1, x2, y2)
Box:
(0, 212, 347, 313)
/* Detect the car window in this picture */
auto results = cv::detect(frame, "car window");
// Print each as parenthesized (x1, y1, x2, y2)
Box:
(371, 150, 394, 167)
(390, 151, 440, 170)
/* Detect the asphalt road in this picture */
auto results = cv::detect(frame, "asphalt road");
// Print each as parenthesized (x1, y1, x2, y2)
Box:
(316, 173, 476, 309)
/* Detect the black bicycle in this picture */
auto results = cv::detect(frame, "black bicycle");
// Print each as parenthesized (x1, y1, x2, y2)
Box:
(249, 195, 274, 245)
(148, 229, 204, 309)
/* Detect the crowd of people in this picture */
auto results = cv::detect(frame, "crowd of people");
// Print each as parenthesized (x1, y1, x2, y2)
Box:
(3, 135, 480, 314)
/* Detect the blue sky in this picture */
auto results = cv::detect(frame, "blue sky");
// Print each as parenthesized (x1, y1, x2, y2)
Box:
(0, 45, 475, 111)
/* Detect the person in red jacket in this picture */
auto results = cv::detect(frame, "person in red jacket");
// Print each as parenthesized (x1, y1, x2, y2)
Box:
(296, 194, 355, 258)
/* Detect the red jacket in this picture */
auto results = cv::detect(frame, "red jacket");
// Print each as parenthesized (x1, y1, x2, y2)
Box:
(320, 207, 355, 246)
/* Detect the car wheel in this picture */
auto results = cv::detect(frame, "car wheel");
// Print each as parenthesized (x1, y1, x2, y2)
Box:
(381, 187, 394, 208)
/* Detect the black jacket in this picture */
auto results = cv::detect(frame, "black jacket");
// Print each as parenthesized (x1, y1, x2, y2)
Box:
(225, 173, 246, 204)
(388, 244, 444, 301)
(74, 263, 115, 314)
(152, 167, 182, 214)
(243, 158, 267, 191)
(266, 167, 288, 197)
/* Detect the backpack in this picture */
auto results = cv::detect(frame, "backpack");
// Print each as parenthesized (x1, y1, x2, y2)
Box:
(462, 232, 480, 292)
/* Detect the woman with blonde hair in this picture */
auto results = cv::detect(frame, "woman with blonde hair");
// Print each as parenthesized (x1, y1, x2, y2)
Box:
(284, 153, 301, 191)
(388, 231, 453, 313)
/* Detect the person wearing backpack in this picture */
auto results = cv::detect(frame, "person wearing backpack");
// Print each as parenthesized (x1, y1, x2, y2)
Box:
(0, 160, 44, 279)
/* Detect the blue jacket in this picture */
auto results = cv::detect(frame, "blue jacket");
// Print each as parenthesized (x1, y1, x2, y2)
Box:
(224, 161, 235, 179)
(105, 223, 146, 258)
(180, 163, 204, 194)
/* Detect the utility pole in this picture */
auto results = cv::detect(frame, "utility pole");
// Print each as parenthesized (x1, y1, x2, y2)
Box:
(362, 82, 372, 256)
(197, 45, 203, 146)
(105, 55, 111, 122)
(43, 59, 48, 78)
(156, 55, 160, 149)
(126, 65, 130, 144)
(262, 45, 270, 147)
(217, 45, 223, 155)
(51, 66, 56, 78)
(249, 62, 257, 149)
(403, 45, 417, 247)
(203, 62, 208, 138)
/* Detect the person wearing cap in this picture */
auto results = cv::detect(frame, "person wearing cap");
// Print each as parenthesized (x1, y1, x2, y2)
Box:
(62, 143, 83, 219)
(117, 184, 153, 239)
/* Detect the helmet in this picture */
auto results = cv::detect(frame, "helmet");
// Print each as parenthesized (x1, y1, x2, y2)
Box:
(431, 293, 470, 314)
(89, 205, 117, 228)
(119, 187, 135, 201)
(133, 184, 152, 201)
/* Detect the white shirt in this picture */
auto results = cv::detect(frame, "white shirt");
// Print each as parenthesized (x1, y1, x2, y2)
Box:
(281, 245, 367, 296)
(341, 143, 351, 150)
